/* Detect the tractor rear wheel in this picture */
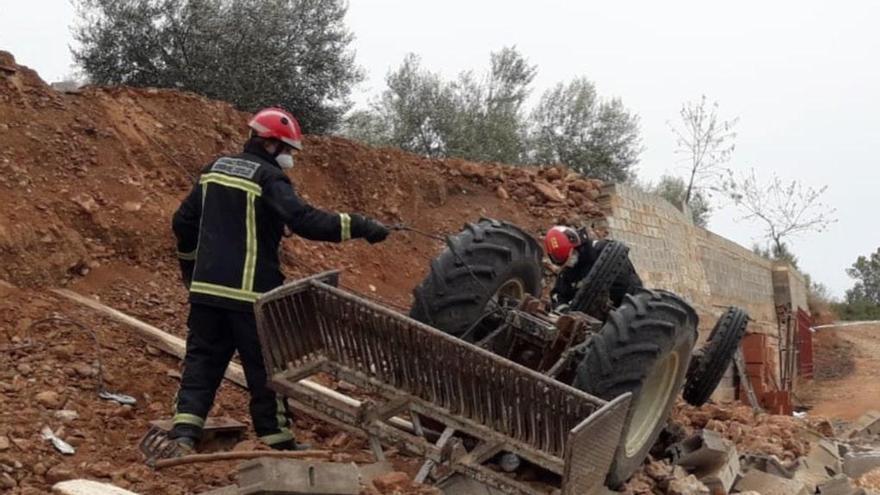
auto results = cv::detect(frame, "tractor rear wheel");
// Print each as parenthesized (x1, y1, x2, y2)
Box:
(409, 218, 543, 340)
(573, 289, 698, 487)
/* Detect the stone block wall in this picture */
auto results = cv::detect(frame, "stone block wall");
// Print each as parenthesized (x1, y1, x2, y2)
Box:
(596, 184, 811, 400)
(596, 184, 797, 335)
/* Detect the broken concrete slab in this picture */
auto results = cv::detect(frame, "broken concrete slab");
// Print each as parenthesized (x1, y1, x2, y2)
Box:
(734, 469, 811, 495)
(843, 451, 880, 478)
(53, 479, 141, 495)
(847, 411, 880, 439)
(439, 474, 507, 495)
(794, 439, 844, 492)
(814, 440, 845, 475)
(740, 454, 796, 479)
(816, 474, 867, 495)
(238, 457, 360, 495)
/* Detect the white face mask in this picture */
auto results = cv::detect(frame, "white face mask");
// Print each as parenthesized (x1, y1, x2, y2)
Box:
(564, 251, 579, 268)
(277, 153, 294, 170)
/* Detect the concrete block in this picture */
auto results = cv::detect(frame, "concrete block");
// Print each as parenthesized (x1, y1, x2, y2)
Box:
(53, 480, 141, 495)
(699, 449, 740, 495)
(848, 411, 880, 438)
(817, 474, 865, 495)
(669, 430, 731, 468)
(238, 458, 360, 495)
(843, 451, 880, 478)
(734, 469, 811, 495)
(668, 430, 740, 494)
(198, 487, 239, 495)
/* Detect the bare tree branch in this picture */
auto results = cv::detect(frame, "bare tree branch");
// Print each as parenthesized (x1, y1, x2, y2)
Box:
(668, 95, 738, 203)
(721, 168, 837, 253)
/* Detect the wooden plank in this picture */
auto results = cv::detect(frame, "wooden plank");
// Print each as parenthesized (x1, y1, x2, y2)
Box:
(50, 288, 414, 431)
(53, 479, 141, 495)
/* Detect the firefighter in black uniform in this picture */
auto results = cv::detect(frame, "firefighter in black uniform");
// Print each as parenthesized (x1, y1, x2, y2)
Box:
(170, 107, 390, 451)
(543, 225, 643, 310)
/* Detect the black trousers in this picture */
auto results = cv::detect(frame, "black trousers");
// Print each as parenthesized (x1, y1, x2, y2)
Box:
(171, 304, 293, 446)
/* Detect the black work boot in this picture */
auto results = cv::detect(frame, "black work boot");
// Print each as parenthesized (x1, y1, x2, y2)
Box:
(172, 435, 197, 456)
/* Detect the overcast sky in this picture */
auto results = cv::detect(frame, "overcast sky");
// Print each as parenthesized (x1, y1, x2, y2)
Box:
(1, 0, 878, 297)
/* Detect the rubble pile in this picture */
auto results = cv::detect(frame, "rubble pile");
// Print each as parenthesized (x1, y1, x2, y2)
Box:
(673, 403, 815, 461)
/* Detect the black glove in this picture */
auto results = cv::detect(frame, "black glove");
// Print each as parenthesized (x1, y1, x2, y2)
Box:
(179, 259, 194, 289)
(351, 214, 390, 244)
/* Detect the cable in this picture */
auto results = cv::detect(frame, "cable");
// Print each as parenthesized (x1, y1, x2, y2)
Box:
(285, 256, 411, 312)
(392, 224, 490, 295)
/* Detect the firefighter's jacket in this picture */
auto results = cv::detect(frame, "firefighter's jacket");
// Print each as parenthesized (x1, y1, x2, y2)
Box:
(172, 144, 355, 312)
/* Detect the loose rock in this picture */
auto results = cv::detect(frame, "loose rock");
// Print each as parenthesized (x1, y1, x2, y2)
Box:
(35, 390, 63, 409)
(372, 471, 411, 492)
(668, 475, 710, 495)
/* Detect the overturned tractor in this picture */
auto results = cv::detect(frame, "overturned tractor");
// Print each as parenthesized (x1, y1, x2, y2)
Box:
(252, 218, 734, 493)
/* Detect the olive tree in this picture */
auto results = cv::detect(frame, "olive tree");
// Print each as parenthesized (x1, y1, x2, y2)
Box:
(73, 0, 363, 133)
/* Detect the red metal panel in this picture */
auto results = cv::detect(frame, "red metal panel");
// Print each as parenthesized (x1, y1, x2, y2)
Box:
(796, 309, 814, 379)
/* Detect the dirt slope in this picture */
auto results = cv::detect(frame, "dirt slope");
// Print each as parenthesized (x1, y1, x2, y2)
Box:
(0, 50, 606, 493)
(799, 322, 880, 420)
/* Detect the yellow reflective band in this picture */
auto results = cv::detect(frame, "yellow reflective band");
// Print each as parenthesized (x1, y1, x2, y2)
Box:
(340, 213, 352, 241)
(259, 429, 294, 446)
(177, 249, 197, 261)
(242, 192, 257, 292)
(190, 281, 261, 303)
(275, 398, 288, 430)
(199, 173, 262, 196)
(172, 413, 205, 428)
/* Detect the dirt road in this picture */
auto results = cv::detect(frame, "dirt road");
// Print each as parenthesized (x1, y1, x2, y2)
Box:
(801, 322, 880, 420)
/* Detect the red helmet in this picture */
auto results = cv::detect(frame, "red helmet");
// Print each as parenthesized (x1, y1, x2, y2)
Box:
(248, 107, 304, 150)
(544, 226, 581, 265)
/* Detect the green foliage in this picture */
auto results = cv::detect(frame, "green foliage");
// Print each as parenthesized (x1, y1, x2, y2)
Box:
(827, 248, 880, 321)
(832, 300, 880, 321)
(73, 0, 363, 133)
(446, 47, 537, 164)
(648, 175, 711, 227)
(752, 242, 800, 269)
(343, 49, 642, 182)
(344, 50, 535, 163)
(529, 78, 641, 182)
(845, 248, 880, 305)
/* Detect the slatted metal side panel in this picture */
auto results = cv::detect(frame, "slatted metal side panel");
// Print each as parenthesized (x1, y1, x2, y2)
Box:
(256, 277, 327, 375)
(256, 277, 606, 459)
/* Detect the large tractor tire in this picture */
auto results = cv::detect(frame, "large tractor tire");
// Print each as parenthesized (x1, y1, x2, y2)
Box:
(573, 289, 698, 487)
(410, 218, 543, 339)
(682, 307, 750, 407)
(568, 240, 630, 318)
